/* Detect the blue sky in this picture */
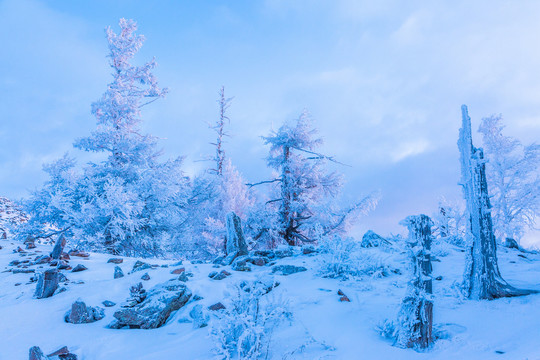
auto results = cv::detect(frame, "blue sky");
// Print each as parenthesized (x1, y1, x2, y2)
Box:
(1, 0, 539, 239)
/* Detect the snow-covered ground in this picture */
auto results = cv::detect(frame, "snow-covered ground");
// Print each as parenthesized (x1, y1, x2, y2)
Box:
(1, 237, 540, 360)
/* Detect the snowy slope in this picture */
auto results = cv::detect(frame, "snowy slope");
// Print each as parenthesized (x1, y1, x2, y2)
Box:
(1, 237, 540, 360)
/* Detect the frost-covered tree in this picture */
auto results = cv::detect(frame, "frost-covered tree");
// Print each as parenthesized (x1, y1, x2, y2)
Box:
(22, 19, 189, 256)
(254, 111, 377, 246)
(478, 115, 540, 244)
(458, 105, 536, 299)
(189, 88, 254, 258)
(431, 197, 466, 246)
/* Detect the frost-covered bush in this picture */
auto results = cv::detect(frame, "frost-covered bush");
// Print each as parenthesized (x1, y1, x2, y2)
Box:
(210, 279, 291, 360)
(318, 236, 400, 280)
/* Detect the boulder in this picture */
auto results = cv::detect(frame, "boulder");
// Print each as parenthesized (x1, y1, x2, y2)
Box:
(114, 266, 124, 279)
(271, 265, 307, 276)
(361, 230, 390, 248)
(64, 299, 105, 324)
(47, 346, 78, 359)
(208, 302, 226, 311)
(189, 304, 209, 328)
(503, 238, 519, 249)
(68, 250, 90, 258)
(102, 300, 116, 307)
(107, 258, 124, 264)
(109, 279, 192, 329)
(141, 273, 150, 281)
(274, 247, 293, 259)
(170, 267, 185, 275)
(28, 346, 47, 360)
(130, 260, 152, 273)
(302, 245, 317, 255)
(225, 212, 248, 256)
(50, 235, 66, 260)
(71, 264, 87, 273)
(231, 256, 252, 272)
(34, 269, 60, 299)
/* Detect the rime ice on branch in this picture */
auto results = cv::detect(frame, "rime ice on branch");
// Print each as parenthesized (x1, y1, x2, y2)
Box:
(458, 105, 536, 300)
(395, 214, 433, 349)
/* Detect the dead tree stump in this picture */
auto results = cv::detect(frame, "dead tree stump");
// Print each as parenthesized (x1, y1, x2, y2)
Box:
(396, 214, 433, 349)
(458, 105, 536, 300)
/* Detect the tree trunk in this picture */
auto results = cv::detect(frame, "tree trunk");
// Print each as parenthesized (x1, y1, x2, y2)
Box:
(396, 214, 433, 349)
(458, 105, 536, 300)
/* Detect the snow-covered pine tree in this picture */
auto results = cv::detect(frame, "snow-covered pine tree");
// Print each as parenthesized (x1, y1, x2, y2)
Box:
(478, 114, 540, 245)
(22, 19, 189, 256)
(458, 105, 536, 299)
(255, 111, 377, 246)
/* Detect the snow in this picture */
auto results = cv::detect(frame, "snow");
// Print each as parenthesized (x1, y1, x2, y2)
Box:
(2, 237, 540, 359)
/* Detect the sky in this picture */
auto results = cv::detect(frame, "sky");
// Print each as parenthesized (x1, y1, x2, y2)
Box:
(1, 0, 539, 242)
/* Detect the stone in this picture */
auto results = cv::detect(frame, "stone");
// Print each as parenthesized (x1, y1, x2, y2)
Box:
(271, 265, 307, 276)
(302, 245, 317, 255)
(29, 346, 47, 360)
(503, 238, 519, 249)
(141, 273, 150, 281)
(109, 278, 192, 329)
(34, 269, 60, 298)
(337, 289, 351, 302)
(114, 266, 124, 279)
(360, 230, 390, 248)
(170, 267, 185, 274)
(47, 346, 69, 357)
(177, 273, 189, 282)
(57, 264, 71, 270)
(210, 270, 232, 280)
(231, 256, 252, 272)
(107, 258, 124, 264)
(34, 255, 51, 265)
(225, 212, 248, 257)
(253, 250, 275, 259)
(47, 346, 78, 359)
(435, 276, 443, 281)
(189, 304, 209, 328)
(221, 251, 238, 266)
(102, 300, 116, 307)
(64, 299, 104, 324)
(50, 235, 67, 260)
(274, 247, 293, 259)
(246, 256, 269, 266)
(130, 260, 152, 273)
(208, 302, 226, 311)
(71, 264, 87, 273)
(68, 249, 90, 258)
(12, 269, 35, 274)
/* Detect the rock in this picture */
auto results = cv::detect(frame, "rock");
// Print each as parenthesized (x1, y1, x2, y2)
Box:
(64, 299, 105, 324)
(225, 212, 248, 257)
(253, 250, 276, 259)
(114, 266, 124, 279)
(246, 256, 269, 266)
(177, 273, 189, 282)
(231, 256, 252, 272)
(210, 270, 232, 280)
(54, 286, 67, 295)
(192, 294, 203, 301)
(272, 265, 307, 276)
(170, 267, 185, 275)
(29, 346, 47, 360)
(107, 258, 124, 264)
(12, 269, 35, 274)
(212, 256, 224, 265)
(239, 278, 280, 295)
(208, 302, 226, 311)
(47, 346, 78, 359)
(360, 230, 390, 248)
(221, 251, 238, 266)
(189, 304, 209, 328)
(274, 247, 293, 259)
(109, 279, 192, 329)
(25, 236, 36, 250)
(124, 282, 147, 306)
(141, 273, 150, 281)
(337, 289, 351, 302)
(71, 264, 87, 273)
(50, 235, 67, 260)
(130, 260, 152, 273)
(57, 263, 72, 270)
(102, 300, 116, 307)
(302, 245, 317, 255)
(34, 255, 51, 265)
(34, 269, 60, 298)
(503, 238, 519, 249)
(68, 249, 90, 258)
(435, 276, 443, 281)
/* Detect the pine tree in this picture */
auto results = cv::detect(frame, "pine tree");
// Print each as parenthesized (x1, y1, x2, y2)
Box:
(256, 111, 377, 246)
(22, 19, 189, 257)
